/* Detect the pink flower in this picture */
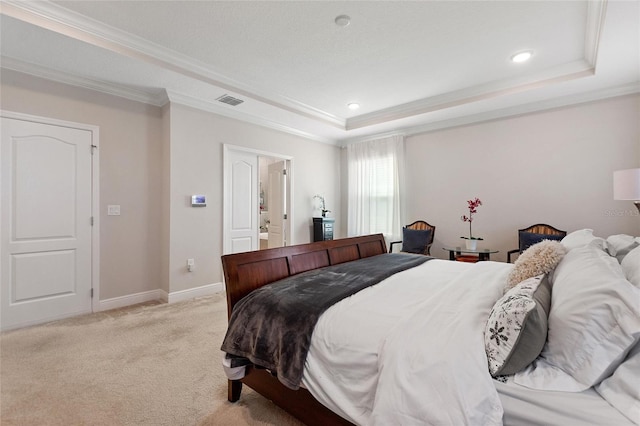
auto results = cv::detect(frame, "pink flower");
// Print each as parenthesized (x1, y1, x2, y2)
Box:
(461, 198, 483, 240)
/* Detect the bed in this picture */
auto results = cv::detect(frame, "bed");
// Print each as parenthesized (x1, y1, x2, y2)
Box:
(220, 232, 640, 425)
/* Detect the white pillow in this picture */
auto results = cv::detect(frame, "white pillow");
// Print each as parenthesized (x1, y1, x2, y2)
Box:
(606, 234, 640, 263)
(622, 245, 640, 287)
(514, 243, 640, 391)
(596, 342, 640, 424)
(561, 229, 604, 251)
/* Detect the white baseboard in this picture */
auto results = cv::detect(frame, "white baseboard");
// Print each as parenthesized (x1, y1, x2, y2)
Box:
(95, 282, 224, 312)
(2, 284, 226, 330)
(166, 282, 224, 304)
(97, 289, 166, 312)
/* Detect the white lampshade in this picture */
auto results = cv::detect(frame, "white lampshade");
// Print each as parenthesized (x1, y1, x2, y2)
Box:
(613, 168, 640, 200)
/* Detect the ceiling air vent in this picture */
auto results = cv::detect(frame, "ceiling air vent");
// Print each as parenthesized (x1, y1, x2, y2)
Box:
(216, 94, 244, 106)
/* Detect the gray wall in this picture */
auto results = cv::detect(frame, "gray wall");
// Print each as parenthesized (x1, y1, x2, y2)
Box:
(404, 94, 640, 261)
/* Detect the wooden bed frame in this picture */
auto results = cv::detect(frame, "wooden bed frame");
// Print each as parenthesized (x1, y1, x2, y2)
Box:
(221, 233, 387, 426)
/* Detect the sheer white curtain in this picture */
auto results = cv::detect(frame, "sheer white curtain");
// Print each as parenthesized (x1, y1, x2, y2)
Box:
(347, 135, 405, 244)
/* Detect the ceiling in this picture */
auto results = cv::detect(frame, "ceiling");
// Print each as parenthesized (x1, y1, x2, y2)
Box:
(1, 1, 639, 145)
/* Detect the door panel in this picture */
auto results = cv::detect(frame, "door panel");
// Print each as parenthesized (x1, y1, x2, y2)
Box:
(1, 117, 93, 330)
(224, 147, 258, 254)
(231, 160, 253, 230)
(13, 250, 76, 300)
(14, 136, 77, 239)
(231, 237, 252, 254)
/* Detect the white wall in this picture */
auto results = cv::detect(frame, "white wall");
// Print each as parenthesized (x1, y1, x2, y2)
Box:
(405, 94, 640, 262)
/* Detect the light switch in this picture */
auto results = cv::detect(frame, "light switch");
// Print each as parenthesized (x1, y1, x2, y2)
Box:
(107, 205, 121, 216)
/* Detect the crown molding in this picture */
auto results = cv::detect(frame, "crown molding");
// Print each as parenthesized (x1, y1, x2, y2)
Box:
(585, 0, 607, 66)
(6, 55, 635, 150)
(340, 82, 640, 146)
(1, 56, 337, 144)
(345, 60, 595, 131)
(1, 56, 167, 106)
(165, 90, 338, 146)
(339, 130, 408, 147)
(0, 0, 345, 129)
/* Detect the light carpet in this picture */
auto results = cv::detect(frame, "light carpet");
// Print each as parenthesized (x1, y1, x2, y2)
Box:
(0, 293, 304, 426)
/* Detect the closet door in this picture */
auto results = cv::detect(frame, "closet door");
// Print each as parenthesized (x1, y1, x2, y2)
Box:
(1, 116, 94, 330)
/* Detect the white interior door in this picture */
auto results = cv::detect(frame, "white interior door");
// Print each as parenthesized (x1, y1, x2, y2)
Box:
(267, 160, 287, 248)
(223, 147, 258, 254)
(1, 116, 94, 330)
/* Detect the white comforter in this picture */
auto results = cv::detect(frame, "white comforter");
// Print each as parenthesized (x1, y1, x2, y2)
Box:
(302, 258, 513, 425)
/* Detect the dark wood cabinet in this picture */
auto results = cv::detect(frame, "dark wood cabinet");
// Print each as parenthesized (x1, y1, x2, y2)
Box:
(313, 217, 335, 242)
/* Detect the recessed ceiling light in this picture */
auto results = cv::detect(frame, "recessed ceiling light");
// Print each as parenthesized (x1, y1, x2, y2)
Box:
(335, 15, 351, 27)
(511, 51, 533, 63)
(347, 103, 360, 110)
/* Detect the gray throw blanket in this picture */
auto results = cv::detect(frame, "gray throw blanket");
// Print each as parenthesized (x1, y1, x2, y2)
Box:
(221, 253, 431, 390)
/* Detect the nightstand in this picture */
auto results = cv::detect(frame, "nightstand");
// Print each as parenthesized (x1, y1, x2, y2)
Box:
(313, 217, 335, 242)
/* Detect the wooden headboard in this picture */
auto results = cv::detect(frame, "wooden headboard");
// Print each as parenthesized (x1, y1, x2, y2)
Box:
(221, 234, 385, 425)
(221, 233, 387, 318)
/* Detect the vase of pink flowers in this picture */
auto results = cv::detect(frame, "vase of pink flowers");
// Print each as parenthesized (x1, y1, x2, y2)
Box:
(461, 197, 483, 250)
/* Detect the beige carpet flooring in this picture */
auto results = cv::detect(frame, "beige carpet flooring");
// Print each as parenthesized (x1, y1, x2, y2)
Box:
(0, 293, 304, 426)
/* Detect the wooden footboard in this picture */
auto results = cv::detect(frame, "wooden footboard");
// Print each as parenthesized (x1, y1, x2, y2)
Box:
(221, 234, 386, 425)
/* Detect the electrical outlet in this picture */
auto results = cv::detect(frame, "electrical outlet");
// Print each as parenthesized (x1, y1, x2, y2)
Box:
(187, 258, 195, 272)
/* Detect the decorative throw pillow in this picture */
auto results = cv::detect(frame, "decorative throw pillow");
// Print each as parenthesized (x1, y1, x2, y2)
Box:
(514, 244, 640, 392)
(486, 274, 551, 377)
(519, 231, 564, 253)
(506, 240, 567, 291)
(621, 245, 640, 287)
(401, 228, 431, 254)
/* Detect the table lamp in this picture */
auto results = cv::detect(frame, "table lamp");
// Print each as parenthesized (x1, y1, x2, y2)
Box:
(614, 168, 640, 213)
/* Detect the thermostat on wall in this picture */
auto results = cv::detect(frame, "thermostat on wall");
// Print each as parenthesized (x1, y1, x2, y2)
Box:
(191, 195, 206, 207)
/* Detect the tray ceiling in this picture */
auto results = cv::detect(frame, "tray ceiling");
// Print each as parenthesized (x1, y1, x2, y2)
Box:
(1, 0, 638, 144)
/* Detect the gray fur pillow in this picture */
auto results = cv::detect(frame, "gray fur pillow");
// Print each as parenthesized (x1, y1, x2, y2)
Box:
(506, 240, 567, 291)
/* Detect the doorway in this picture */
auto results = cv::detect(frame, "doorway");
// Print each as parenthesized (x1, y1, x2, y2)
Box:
(259, 156, 289, 250)
(223, 145, 292, 255)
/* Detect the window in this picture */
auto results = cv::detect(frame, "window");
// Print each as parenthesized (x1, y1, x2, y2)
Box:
(347, 135, 405, 240)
